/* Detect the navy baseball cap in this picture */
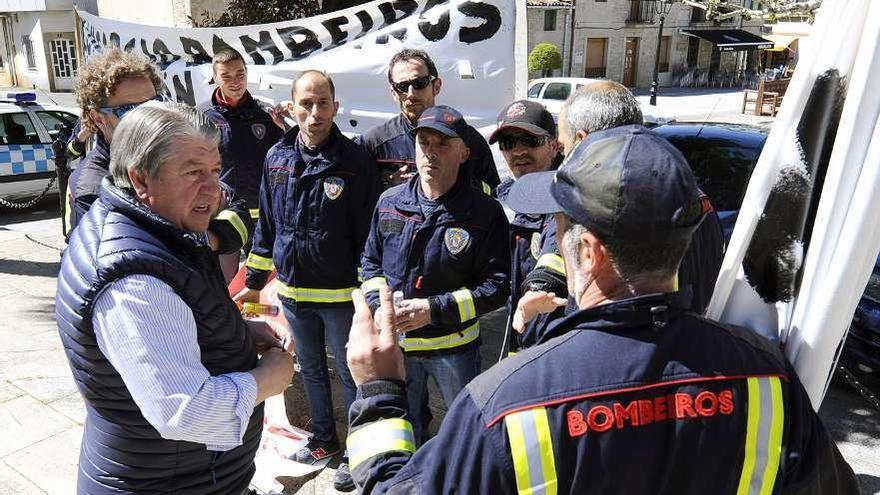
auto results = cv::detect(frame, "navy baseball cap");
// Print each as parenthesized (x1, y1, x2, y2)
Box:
(411, 105, 469, 139)
(505, 125, 707, 242)
(488, 100, 557, 144)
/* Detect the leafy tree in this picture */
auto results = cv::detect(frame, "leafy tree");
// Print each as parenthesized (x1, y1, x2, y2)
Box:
(682, 0, 822, 23)
(192, 0, 320, 27)
(528, 43, 562, 77)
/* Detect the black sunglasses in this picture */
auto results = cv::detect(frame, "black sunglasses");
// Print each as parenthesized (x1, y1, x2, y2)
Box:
(99, 94, 166, 118)
(391, 74, 435, 94)
(498, 134, 548, 151)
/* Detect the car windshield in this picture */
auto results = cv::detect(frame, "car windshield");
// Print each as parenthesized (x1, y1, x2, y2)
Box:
(663, 135, 761, 212)
(542, 82, 571, 101)
(527, 83, 545, 98)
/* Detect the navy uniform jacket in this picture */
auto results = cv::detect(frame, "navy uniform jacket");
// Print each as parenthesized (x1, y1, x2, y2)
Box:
(245, 124, 381, 306)
(346, 294, 859, 494)
(67, 134, 252, 254)
(360, 175, 510, 354)
(496, 154, 567, 349)
(360, 113, 500, 193)
(199, 90, 283, 215)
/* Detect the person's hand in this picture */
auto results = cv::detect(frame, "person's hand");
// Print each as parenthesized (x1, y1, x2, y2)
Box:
(513, 291, 567, 334)
(268, 103, 291, 130)
(252, 347, 296, 403)
(395, 298, 431, 333)
(76, 125, 93, 142)
(233, 287, 262, 305)
(347, 287, 405, 386)
(390, 165, 415, 186)
(247, 319, 293, 354)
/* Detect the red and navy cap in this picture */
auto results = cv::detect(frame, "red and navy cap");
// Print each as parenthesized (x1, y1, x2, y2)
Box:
(505, 125, 708, 242)
(411, 105, 469, 139)
(488, 100, 556, 144)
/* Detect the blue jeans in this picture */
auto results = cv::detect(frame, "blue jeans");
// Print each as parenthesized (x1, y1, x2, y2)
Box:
(282, 301, 357, 442)
(405, 344, 481, 444)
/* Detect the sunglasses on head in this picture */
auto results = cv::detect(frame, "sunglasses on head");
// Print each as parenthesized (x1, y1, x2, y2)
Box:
(498, 133, 547, 151)
(99, 94, 166, 119)
(391, 74, 435, 94)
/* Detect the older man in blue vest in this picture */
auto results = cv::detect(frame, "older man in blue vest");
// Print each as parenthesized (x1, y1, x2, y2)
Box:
(55, 102, 295, 494)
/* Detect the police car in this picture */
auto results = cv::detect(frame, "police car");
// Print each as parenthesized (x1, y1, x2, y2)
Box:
(0, 92, 78, 202)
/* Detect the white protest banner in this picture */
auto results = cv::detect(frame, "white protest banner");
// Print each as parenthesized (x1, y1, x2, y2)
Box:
(706, 0, 880, 409)
(78, 0, 523, 135)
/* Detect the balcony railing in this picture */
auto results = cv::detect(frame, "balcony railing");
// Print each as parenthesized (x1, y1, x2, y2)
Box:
(627, 0, 655, 23)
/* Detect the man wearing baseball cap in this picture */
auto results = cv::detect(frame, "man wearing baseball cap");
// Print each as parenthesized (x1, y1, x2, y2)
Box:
(358, 105, 510, 445)
(491, 100, 568, 352)
(343, 124, 857, 494)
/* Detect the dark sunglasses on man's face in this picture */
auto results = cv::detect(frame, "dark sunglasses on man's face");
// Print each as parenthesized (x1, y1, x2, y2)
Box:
(391, 74, 435, 94)
(99, 94, 166, 119)
(498, 133, 547, 151)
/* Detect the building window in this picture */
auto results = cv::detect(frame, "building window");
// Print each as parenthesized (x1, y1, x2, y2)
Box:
(585, 38, 607, 78)
(691, 7, 706, 22)
(544, 10, 557, 31)
(21, 36, 36, 69)
(659, 36, 671, 72)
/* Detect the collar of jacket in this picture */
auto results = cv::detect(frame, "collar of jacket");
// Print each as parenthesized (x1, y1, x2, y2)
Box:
(90, 133, 111, 169)
(393, 172, 476, 221)
(97, 177, 212, 256)
(277, 123, 344, 175)
(539, 292, 690, 344)
(211, 89, 262, 118)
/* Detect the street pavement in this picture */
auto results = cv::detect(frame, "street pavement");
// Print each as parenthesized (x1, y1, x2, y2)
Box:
(0, 86, 878, 494)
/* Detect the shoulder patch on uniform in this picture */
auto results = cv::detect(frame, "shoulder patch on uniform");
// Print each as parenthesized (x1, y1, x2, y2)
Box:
(252, 123, 267, 140)
(324, 176, 345, 200)
(444, 228, 470, 255)
(530, 231, 541, 259)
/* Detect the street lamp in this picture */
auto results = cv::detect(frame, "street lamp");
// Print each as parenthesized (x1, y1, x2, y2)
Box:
(650, 0, 676, 106)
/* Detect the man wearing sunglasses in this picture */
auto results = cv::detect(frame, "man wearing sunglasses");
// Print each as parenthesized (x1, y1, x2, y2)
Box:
(67, 48, 253, 258)
(360, 49, 500, 192)
(490, 100, 568, 353)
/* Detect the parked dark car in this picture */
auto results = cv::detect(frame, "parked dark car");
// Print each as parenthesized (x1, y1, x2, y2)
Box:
(654, 122, 880, 388)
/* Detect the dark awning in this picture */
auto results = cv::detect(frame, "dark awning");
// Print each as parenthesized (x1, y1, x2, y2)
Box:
(681, 29, 774, 52)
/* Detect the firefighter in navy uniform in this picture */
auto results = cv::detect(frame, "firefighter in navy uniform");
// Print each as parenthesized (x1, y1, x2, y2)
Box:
(233, 70, 380, 491)
(360, 49, 499, 193)
(491, 100, 568, 352)
(344, 125, 859, 495)
(359, 105, 510, 445)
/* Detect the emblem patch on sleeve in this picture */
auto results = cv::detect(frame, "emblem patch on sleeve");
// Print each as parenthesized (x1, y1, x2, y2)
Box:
(251, 123, 267, 139)
(444, 228, 470, 255)
(324, 176, 345, 200)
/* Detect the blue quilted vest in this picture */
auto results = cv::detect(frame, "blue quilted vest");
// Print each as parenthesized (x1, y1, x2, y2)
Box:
(56, 179, 263, 494)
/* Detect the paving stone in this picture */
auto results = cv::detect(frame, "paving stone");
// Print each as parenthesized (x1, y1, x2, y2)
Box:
(0, 395, 75, 457)
(0, 460, 45, 495)
(48, 392, 86, 426)
(0, 380, 24, 403)
(11, 376, 78, 403)
(0, 348, 72, 383)
(3, 426, 81, 495)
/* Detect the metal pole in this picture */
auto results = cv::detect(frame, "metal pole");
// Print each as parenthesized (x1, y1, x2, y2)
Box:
(649, 12, 665, 106)
(567, 3, 576, 76)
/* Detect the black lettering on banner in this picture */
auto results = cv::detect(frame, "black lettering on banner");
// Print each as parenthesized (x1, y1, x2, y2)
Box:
(276, 26, 322, 60)
(378, 1, 418, 28)
(418, 0, 451, 42)
(239, 31, 284, 65)
(354, 10, 374, 39)
(101, 31, 107, 47)
(180, 37, 212, 64)
(124, 38, 136, 52)
(212, 34, 241, 58)
(140, 39, 158, 62)
(152, 39, 181, 64)
(109, 32, 121, 48)
(173, 70, 196, 106)
(458, 1, 502, 44)
(322, 16, 350, 48)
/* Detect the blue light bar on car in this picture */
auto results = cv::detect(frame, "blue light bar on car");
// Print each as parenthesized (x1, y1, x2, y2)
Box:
(5, 92, 37, 103)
